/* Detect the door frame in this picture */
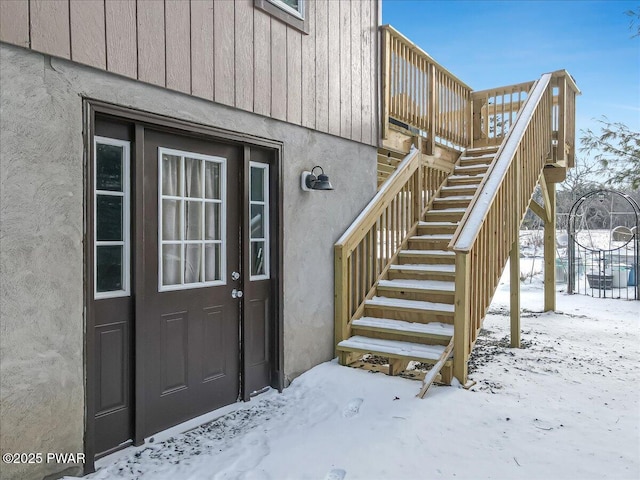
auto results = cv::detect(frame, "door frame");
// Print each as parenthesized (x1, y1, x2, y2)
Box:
(83, 99, 285, 473)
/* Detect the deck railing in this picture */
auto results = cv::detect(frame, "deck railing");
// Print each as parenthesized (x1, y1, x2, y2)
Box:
(471, 81, 536, 148)
(448, 73, 556, 382)
(381, 25, 472, 152)
(334, 148, 450, 352)
(552, 71, 579, 167)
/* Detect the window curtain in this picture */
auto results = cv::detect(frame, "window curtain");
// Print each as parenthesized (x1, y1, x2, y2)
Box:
(184, 159, 202, 283)
(162, 155, 181, 285)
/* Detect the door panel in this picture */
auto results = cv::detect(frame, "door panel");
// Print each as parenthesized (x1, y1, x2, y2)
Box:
(92, 119, 135, 457)
(243, 148, 276, 396)
(142, 130, 241, 436)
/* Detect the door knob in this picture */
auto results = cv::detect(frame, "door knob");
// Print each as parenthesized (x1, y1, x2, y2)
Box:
(231, 289, 243, 299)
(231, 271, 240, 281)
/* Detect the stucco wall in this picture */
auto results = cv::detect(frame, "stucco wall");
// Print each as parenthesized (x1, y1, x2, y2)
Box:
(0, 43, 376, 480)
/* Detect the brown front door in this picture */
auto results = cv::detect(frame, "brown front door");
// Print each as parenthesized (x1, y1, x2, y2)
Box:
(89, 111, 279, 461)
(141, 130, 241, 436)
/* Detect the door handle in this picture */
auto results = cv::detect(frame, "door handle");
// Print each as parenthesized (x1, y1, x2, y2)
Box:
(231, 271, 240, 281)
(231, 289, 243, 299)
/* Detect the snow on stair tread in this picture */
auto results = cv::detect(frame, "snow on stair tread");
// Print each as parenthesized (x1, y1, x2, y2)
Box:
(434, 196, 474, 201)
(449, 173, 485, 179)
(378, 279, 455, 291)
(411, 234, 453, 239)
(352, 317, 454, 336)
(460, 153, 495, 160)
(455, 164, 488, 171)
(418, 221, 458, 226)
(390, 264, 456, 272)
(338, 336, 447, 360)
(366, 296, 455, 312)
(400, 249, 455, 256)
(442, 185, 478, 190)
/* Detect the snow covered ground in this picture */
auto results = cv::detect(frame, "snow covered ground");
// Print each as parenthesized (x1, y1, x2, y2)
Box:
(70, 268, 639, 480)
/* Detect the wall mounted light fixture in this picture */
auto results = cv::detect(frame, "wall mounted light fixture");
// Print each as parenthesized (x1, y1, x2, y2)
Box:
(301, 166, 334, 191)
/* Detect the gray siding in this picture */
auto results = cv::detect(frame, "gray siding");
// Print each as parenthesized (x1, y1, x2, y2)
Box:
(0, 0, 379, 146)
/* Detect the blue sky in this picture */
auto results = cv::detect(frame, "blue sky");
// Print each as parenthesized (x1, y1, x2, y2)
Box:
(382, 0, 640, 150)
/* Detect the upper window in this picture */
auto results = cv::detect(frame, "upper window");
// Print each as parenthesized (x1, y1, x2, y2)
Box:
(269, 0, 303, 19)
(254, 0, 308, 33)
(158, 148, 227, 291)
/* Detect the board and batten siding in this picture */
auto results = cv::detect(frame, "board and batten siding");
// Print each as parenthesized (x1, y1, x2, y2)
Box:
(0, 0, 379, 146)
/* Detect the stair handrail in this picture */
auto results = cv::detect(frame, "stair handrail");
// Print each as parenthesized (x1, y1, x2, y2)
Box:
(336, 146, 420, 253)
(449, 73, 553, 253)
(447, 72, 557, 384)
(334, 146, 450, 354)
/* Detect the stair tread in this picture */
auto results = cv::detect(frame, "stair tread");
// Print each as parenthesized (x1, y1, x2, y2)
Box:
(338, 336, 448, 361)
(390, 264, 456, 272)
(466, 146, 499, 153)
(449, 173, 485, 179)
(434, 195, 474, 201)
(411, 234, 453, 239)
(460, 153, 495, 160)
(418, 221, 459, 226)
(455, 164, 489, 171)
(366, 296, 455, 312)
(441, 185, 477, 190)
(400, 249, 455, 256)
(352, 317, 454, 336)
(378, 279, 455, 291)
(430, 207, 467, 212)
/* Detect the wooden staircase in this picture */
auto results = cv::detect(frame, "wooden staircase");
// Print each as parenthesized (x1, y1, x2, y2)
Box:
(336, 44, 578, 393)
(336, 146, 499, 381)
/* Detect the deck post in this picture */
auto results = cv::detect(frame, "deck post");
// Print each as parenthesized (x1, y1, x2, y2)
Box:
(334, 244, 350, 363)
(453, 252, 470, 384)
(543, 177, 557, 311)
(510, 238, 521, 348)
(426, 62, 436, 155)
(381, 27, 391, 141)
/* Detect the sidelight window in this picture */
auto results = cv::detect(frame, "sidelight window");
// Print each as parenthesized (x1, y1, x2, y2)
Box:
(94, 137, 131, 299)
(249, 162, 270, 280)
(159, 148, 226, 290)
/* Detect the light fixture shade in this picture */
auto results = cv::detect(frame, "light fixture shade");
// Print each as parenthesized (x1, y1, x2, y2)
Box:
(302, 166, 334, 191)
(313, 173, 333, 190)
